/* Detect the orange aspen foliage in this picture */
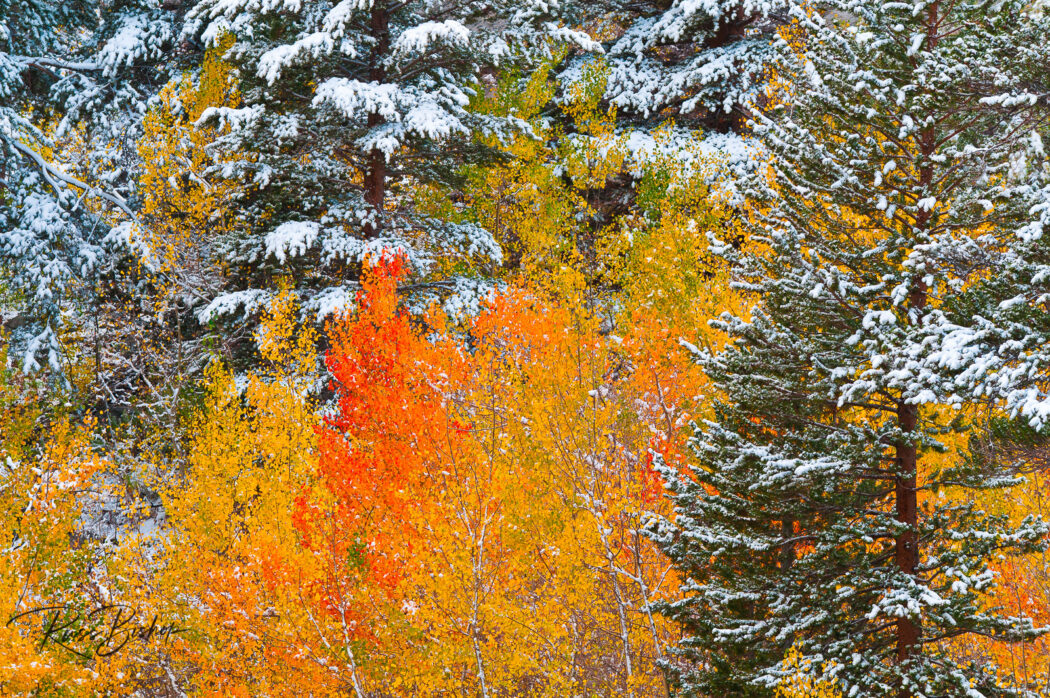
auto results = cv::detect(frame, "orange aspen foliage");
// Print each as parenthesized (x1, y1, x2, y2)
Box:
(297, 254, 454, 598)
(286, 255, 469, 695)
(103, 249, 711, 695)
(287, 254, 708, 695)
(951, 465, 1050, 693)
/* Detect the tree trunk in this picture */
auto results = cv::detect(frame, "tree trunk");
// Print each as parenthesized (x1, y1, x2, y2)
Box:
(895, 193, 931, 698)
(363, 2, 389, 239)
(896, 253, 929, 691)
(894, 400, 920, 682)
(894, 6, 938, 690)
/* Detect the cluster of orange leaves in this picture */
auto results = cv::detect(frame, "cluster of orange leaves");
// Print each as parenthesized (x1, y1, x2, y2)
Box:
(953, 470, 1050, 693)
(294, 255, 442, 606)
(66, 251, 712, 697)
(270, 254, 707, 695)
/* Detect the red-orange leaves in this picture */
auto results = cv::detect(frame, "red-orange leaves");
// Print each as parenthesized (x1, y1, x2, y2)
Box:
(287, 256, 700, 695)
(295, 254, 464, 617)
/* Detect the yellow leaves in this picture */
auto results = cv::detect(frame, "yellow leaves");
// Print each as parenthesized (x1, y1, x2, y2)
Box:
(370, 291, 691, 696)
(562, 60, 616, 140)
(776, 647, 843, 698)
(601, 134, 741, 337)
(560, 61, 630, 193)
(456, 54, 744, 329)
(765, 6, 819, 111)
(472, 50, 561, 126)
(256, 286, 319, 374)
(0, 373, 113, 694)
(99, 290, 336, 695)
(0, 356, 41, 464)
(136, 32, 244, 284)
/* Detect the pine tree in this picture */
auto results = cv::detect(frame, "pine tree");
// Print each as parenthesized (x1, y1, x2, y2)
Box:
(650, 2, 1050, 696)
(927, 129, 1050, 432)
(0, 0, 189, 372)
(183, 0, 597, 331)
(578, 0, 787, 132)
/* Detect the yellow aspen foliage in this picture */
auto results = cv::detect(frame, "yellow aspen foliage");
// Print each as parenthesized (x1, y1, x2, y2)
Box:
(107, 293, 344, 696)
(135, 32, 246, 284)
(597, 127, 743, 338)
(0, 346, 111, 693)
(420, 56, 740, 321)
(460, 55, 595, 298)
(775, 647, 843, 698)
(559, 60, 630, 191)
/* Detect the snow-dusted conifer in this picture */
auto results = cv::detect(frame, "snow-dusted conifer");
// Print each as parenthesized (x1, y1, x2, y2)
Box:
(650, 2, 1050, 696)
(926, 130, 1050, 433)
(568, 1, 787, 132)
(185, 0, 597, 326)
(0, 1, 187, 372)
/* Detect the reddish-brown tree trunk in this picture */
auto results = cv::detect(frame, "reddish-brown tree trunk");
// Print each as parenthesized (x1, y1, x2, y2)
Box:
(894, 6, 938, 692)
(895, 175, 931, 698)
(896, 283, 928, 684)
(894, 401, 920, 677)
(363, 2, 389, 239)
(363, 114, 386, 240)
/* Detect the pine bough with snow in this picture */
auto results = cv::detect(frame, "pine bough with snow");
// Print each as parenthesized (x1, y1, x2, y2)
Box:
(650, 3, 1050, 697)
(0, 0, 187, 372)
(589, 0, 787, 130)
(187, 0, 597, 325)
(557, 0, 782, 212)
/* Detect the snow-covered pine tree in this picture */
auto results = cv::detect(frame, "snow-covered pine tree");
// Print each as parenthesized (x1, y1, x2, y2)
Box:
(550, 1, 783, 235)
(577, 0, 787, 132)
(926, 114, 1050, 437)
(184, 0, 597, 329)
(650, 2, 1050, 697)
(0, 0, 190, 372)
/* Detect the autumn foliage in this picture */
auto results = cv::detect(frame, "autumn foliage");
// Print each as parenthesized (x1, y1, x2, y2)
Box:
(267, 254, 704, 695)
